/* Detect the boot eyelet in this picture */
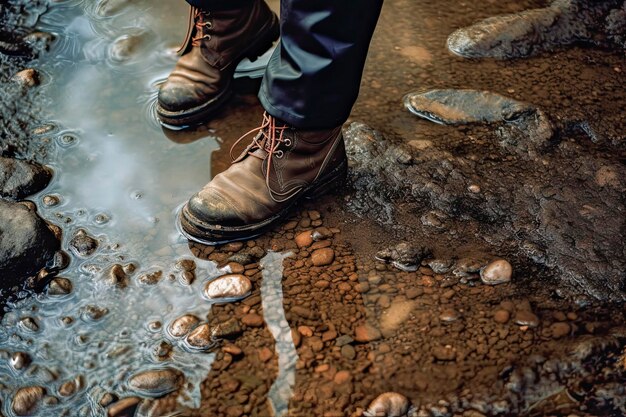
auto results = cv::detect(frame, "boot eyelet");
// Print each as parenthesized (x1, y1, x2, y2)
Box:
(203, 34, 211, 41)
(204, 21, 212, 29)
(275, 150, 284, 159)
(283, 138, 292, 148)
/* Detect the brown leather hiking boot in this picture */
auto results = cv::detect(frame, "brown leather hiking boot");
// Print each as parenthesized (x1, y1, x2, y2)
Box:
(178, 113, 348, 244)
(157, 1, 279, 126)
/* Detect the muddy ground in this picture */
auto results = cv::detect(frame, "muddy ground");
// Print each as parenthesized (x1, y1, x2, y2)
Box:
(0, 0, 625, 416)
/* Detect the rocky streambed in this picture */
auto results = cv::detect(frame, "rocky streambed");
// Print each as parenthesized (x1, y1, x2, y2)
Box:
(0, 0, 625, 416)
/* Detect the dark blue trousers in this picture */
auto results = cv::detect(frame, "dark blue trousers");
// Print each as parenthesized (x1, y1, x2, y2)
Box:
(186, 0, 383, 129)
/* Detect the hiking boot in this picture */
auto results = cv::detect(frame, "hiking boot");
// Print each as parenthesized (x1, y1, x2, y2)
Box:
(157, 1, 279, 126)
(178, 113, 348, 244)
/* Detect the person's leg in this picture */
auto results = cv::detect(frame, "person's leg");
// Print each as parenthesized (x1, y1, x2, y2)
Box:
(157, 0, 279, 126)
(260, 0, 384, 129)
(178, 0, 384, 244)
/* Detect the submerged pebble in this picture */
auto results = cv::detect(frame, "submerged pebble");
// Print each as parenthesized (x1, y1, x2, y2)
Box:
(167, 314, 200, 338)
(10, 352, 31, 370)
(311, 247, 335, 266)
(47, 277, 72, 296)
(11, 68, 40, 88)
(364, 392, 411, 417)
(204, 274, 252, 300)
(69, 229, 98, 257)
(185, 323, 214, 350)
(480, 259, 512, 285)
(128, 368, 183, 397)
(12, 386, 46, 416)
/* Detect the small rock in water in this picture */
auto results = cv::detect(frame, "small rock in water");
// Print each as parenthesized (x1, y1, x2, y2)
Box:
(19, 317, 39, 332)
(175, 258, 196, 272)
(128, 368, 183, 397)
(185, 323, 214, 350)
(167, 314, 200, 338)
(137, 270, 163, 285)
(102, 264, 128, 287)
(204, 274, 252, 300)
(47, 277, 72, 296)
(11, 68, 40, 88)
(22, 31, 55, 52)
(107, 397, 140, 417)
(42, 194, 60, 207)
(480, 259, 512, 285)
(0, 156, 52, 200)
(376, 242, 430, 272)
(211, 317, 242, 340)
(58, 376, 83, 397)
(364, 392, 411, 417)
(311, 247, 335, 266)
(10, 352, 31, 370)
(81, 305, 109, 322)
(109, 32, 148, 63)
(69, 229, 98, 257)
(12, 386, 46, 416)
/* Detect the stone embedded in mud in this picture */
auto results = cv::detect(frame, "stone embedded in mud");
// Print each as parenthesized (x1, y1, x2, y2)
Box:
(453, 257, 488, 278)
(0, 200, 60, 287)
(480, 259, 513, 285)
(446, 0, 626, 60)
(185, 323, 214, 350)
(0, 156, 52, 199)
(11, 68, 40, 88)
(295, 230, 314, 248)
(376, 242, 429, 272)
(128, 368, 183, 397)
(311, 247, 335, 266)
(47, 277, 72, 296)
(204, 274, 252, 300)
(380, 301, 415, 337)
(433, 345, 457, 361)
(175, 258, 196, 272)
(167, 314, 200, 338)
(427, 259, 454, 274)
(493, 309, 511, 324)
(68, 228, 98, 257)
(211, 317, 242, 340)
(364, 392, 411, 417)
(514, 310, 540, 328)
(354, 323, 383, 343)
(106, 397, 140, 417)
(12, 386, 46, 416)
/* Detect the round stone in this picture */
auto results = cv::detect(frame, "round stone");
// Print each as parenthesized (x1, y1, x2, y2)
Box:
(494, 309, 511, 324)
(185, 324, 213, 350)
(295, 231, 314, 248)
(167, 315, 200, 338)
(128, 368, 183, 397)
(12, 386, 46, 416)
(311, 248, 335, 266)
(480, 259, 512, 285)
(365, 392, 411, 417)
(204, 274, 252, 300)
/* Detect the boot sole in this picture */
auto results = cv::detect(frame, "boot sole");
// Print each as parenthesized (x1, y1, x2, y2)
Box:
(177, 159, 348, 245)
(156, 13, 280, 127)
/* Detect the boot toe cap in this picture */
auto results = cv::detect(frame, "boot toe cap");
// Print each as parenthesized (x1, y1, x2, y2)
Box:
(186, 191, 246, 228)
(158, 82, 204, 112)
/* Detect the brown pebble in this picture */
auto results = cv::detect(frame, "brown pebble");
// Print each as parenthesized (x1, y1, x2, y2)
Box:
(12, 386, 45, 416)
(311, 248, 335, 266)
(258, 347, 273, 362)
(227, 262, 245, 274)
(308, 210, 321, 220)
(494, 310, 510, 324)
(333, 370, 352, 385)
(107, 397, 140, 417)
(222, 344, 243, 356)
(241, 313, 264, 328)
(341, 345, 356, 360)
(515, 310, 540, 328)
(295, 231, 314, 248)
(354, 324, 382, 343)
(550, 322, 571, 339)
(298, 326, 313, 337)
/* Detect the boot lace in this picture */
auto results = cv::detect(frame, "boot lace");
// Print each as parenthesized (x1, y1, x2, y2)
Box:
(176, 6, 212, 55)
(229, 113, 300, 203)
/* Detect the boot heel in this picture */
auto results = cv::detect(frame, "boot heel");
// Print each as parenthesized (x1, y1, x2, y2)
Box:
(305, 162, 348, 200)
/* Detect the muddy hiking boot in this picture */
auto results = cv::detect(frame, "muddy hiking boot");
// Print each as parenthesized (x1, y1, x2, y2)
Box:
(157, 0, 279, 126)
(178, 113, 348, 244)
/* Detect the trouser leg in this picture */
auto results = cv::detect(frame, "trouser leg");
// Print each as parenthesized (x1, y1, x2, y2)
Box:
(259, 0, 384, 129)
(185, 0, 251, 10)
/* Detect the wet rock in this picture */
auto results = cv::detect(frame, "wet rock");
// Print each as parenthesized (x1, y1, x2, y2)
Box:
(380, 301, 415, 336)
(549, 322, 571, 339)
(0, 157, 52, 199)
(311, 247, 335, 266)
(204, 274, 252, 300)
(514, 310, 540, 328)
(128, 368, 183, 397)
(109, 32, 149, 63)
(480, 259, 512, 285)
(453, 258, 487, 278)
(447, 0, 626, 60)
(58, 376, 83, 397)
(81, 305, 109, 322)
(175, 258, 196, 272)
(12, 386, 45, 416)
(364, 392, 411, 417)
(167, 314, 200, 338)
(354, 323, 383, 343)
(404, 89, 554, 156)
(241, 313, 264, 327)
(11, 68, 40, 88)
(185, 323, 214, 350)
(102, 264, 128, 287)
(10, 352, 31, 370)
(47, 277, 72, 296)
(376, 242, 430, 272)
(22, 31, 55, 52)
(341, 344, 356, 360)
(211, 317, 242, 339)
(42, 194, 60, 207)
(107, 397, 140, 417)
(427, 259, 454, 274)
(137, 270, 163, 285)
(69, 229, 98, 257)
(0, 200, 60, 285)
(295, 230, 313, 248)
(19, 317, 39, 332)
(96, 0, 132, 17)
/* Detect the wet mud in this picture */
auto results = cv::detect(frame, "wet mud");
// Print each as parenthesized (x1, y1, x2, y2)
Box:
(0, 0, 625, 416)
